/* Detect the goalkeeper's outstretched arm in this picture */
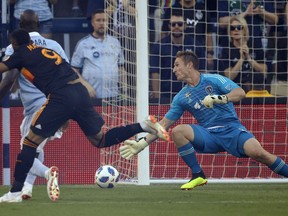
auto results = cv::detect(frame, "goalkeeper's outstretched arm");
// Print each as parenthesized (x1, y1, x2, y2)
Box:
(120, 117, 176, 160)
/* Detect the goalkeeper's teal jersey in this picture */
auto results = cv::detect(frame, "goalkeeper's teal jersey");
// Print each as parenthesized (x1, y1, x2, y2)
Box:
(165, 74, 241, 128)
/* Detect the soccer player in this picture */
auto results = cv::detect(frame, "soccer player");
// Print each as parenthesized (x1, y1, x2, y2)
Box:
(120, 50, 288, 190)
(0, 29, 169, 203)
(0, 9, 69, 201)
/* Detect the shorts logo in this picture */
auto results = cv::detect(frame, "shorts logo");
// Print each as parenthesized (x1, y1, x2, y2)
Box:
(205, 86, 213, 94)
(35, 124, 42, 130)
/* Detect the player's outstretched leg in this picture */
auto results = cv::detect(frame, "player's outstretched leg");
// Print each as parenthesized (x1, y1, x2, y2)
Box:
(46, 166, 60, 201)
(0, 192, 22, 203)
(140, 115, 169, 142)
(180, 171, 208, 190)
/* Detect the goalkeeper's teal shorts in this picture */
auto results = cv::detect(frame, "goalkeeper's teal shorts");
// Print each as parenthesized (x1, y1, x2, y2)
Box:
(189, 123, 254, 158)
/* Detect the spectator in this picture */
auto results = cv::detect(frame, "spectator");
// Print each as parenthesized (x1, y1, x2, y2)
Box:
(271, 1, 288, 96)
(105, 0, 136, 98)
(218, 0, 278, 57)
(220, 16, 267, 93)
(10, 0, 58, 39)
(71, 9, 128, 101)
(149, 9, 205, 103)
(161, 0, 214, 70)
(71, 0, 83, 17)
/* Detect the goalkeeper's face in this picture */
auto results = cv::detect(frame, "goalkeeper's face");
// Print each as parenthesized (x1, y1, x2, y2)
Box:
(173, 57, 190, 82)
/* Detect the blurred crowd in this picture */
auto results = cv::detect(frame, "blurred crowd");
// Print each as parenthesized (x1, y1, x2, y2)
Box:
(4, 0, 288, 102)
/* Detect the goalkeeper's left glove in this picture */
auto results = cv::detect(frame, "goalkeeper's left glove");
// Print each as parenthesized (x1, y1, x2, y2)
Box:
(120, 138, 149, 160)
(203, 95, 228, 108)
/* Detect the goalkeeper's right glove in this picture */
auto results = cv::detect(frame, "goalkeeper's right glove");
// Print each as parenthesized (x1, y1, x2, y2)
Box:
(120, 138, 149, 160)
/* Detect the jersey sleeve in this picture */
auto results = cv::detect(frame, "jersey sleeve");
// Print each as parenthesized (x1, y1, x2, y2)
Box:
(213, 74, 240, 94)
(2, 52, 22, 70)
(164, 94, 185, 121)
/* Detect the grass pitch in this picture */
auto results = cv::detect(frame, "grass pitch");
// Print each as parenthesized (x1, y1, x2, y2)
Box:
(1, 183, 288, 216)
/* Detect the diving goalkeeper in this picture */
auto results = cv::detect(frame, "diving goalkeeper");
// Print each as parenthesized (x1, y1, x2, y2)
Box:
(120, 50, 288, 190)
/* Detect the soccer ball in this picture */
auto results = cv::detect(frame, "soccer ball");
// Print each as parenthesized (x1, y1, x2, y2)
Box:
(95, 165, 119, 188)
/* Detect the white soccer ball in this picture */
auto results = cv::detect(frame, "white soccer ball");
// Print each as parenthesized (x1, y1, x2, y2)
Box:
(95, 165, 120, 188)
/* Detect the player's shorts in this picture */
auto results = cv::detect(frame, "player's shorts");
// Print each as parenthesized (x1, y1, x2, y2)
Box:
(190, 123, 254, 158)
(20, 109, 63, 152)
(30, 82, 104, 138)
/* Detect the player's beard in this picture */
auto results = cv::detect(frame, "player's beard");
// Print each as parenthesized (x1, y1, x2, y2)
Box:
(96, 28, 105, 37)
(172, 32, 183, 38)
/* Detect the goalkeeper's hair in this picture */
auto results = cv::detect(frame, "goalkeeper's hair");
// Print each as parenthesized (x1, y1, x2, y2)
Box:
(176, 50, 199, 70)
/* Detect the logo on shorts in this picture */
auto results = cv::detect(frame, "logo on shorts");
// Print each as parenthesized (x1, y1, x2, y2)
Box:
(35, 124, 42, 130)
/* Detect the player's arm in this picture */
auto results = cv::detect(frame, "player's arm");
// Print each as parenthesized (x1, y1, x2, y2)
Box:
(203, 87, 246, 108)
(120, 117, 176, 160)
(0, 62, 10, 74)
(0, 69, 19, 101)
(72, 67, 97, 98)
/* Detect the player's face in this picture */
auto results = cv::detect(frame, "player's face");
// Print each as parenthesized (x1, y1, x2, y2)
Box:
(173, 57, 189, 81)
(230, 21, 244, 41)
(91, 13, 107, 36)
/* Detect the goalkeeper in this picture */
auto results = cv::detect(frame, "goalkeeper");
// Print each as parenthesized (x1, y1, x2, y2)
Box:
(120, 50, 288, 190)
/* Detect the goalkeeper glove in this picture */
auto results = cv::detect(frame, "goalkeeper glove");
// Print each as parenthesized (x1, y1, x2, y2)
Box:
(120, 138, 149, 160)
(203, 95, 228, 108)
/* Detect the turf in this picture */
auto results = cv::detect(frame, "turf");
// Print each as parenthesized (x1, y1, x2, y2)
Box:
(0, 183, 288, 216)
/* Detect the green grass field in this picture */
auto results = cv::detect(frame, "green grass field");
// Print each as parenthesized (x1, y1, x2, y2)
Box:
(1, 183, 288, 216)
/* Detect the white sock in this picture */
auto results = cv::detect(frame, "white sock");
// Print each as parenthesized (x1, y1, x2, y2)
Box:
(29, 152, 49, 179)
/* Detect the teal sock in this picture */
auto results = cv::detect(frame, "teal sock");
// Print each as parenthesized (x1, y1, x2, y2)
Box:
(269, 157, 288, 177)
(178, 142, 202, 173)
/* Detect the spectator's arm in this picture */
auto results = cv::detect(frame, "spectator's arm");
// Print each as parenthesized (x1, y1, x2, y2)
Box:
(206, 32, 214, 69)
(224, 56, 244, 81)
(248, 58, 267, 75)
(122, 0, 136, 16)
(254, 6, 278, 25)
(150, 72, 160, 99)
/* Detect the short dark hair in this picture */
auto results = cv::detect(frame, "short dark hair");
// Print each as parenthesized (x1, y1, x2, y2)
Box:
(171, 9, 184, 18)
(91, 9, 105, 18)
(176, 50, 199, 70)
(11, 29, 31, 46)
(19, 9, 39, 32)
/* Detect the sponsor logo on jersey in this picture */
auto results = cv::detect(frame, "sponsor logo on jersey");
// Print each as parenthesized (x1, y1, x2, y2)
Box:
(205, 86, 213, 94)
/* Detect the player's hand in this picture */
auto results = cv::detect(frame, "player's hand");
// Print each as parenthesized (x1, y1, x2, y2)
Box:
(120, 138, 149, 160)
(203, 95, 228, 108)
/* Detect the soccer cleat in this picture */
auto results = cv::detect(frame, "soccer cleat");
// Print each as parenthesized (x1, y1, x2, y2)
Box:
(180, 177, 208, 190)
(143, 115, 170, 142)
(46, 166, 60, 201)
(21, 183, 33, 200)
(0, 192, 22, 203)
